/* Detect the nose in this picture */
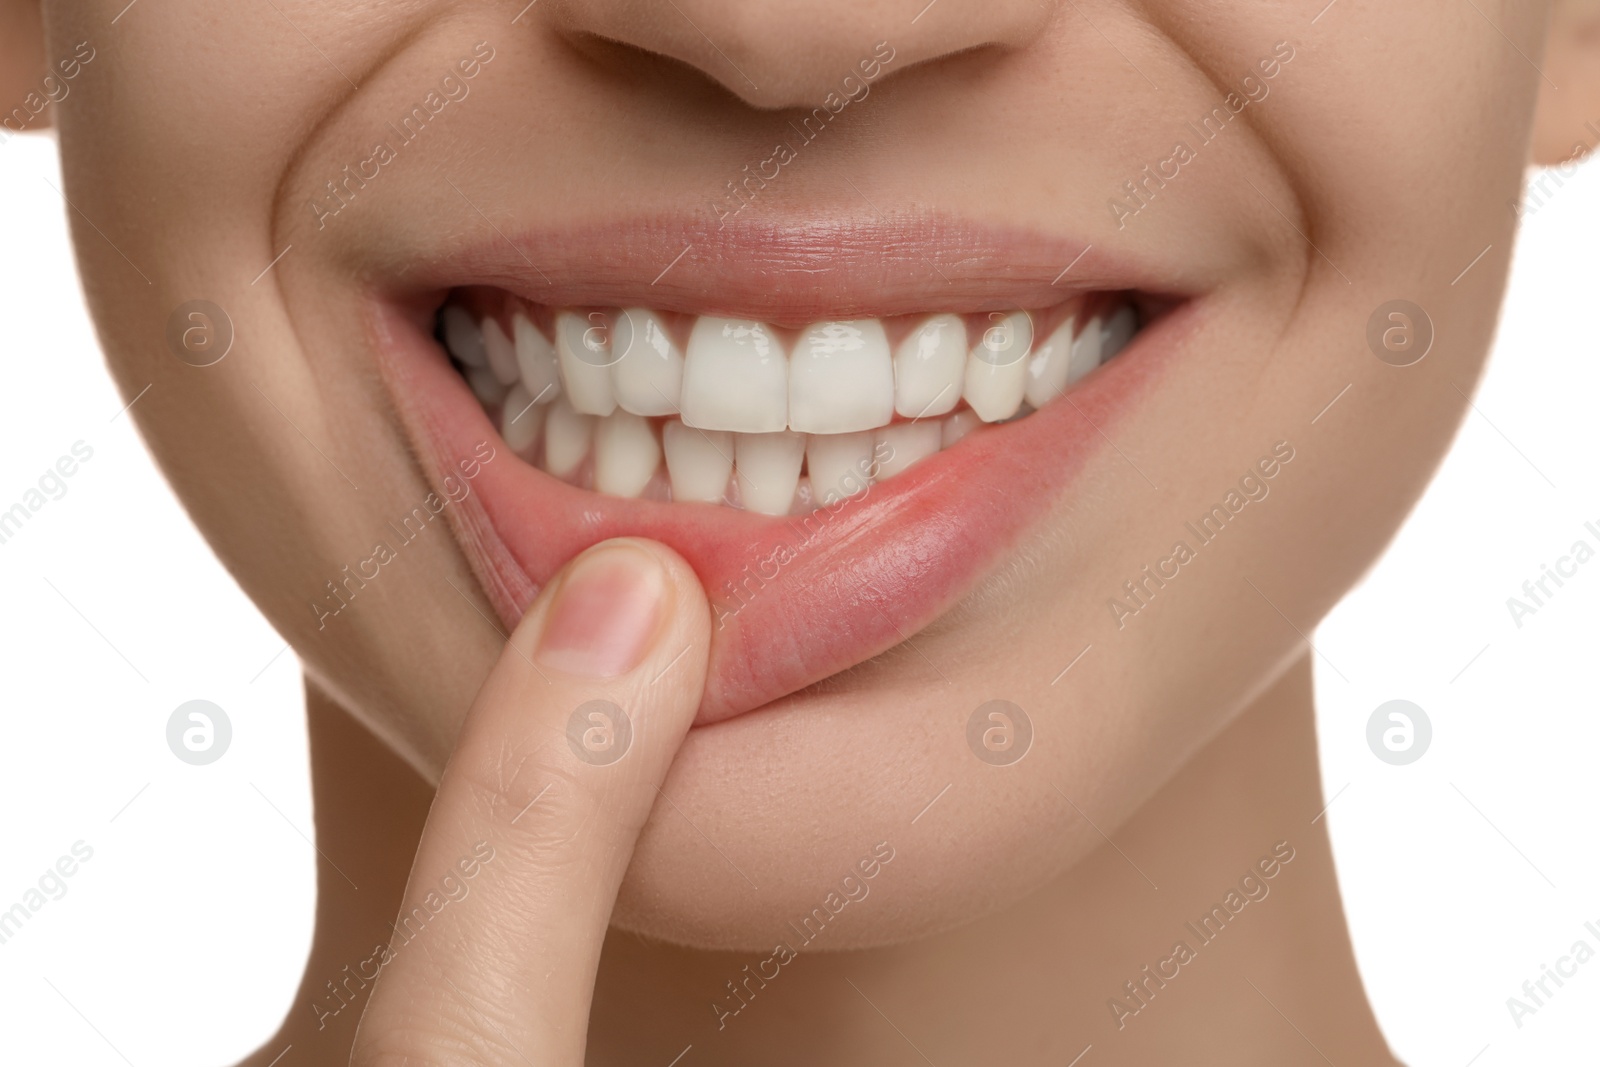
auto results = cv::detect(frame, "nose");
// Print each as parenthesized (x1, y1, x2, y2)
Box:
(544, 0, 1055, 109)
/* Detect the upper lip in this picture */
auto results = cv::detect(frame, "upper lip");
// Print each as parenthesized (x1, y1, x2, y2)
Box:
(366, 210, 1194, 725)
(380, 213, 1185, 325)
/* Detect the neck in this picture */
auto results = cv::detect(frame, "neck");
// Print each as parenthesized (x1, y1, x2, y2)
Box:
(590, 654, 1399, 1066)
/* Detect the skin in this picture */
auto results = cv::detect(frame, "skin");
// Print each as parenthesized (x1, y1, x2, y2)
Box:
(8, 0, 1600, 1061)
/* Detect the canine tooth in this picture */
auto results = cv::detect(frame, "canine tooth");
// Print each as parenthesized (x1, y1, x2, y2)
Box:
(466, 364, 508, 406)
(442, 305, 487, 367)
(499, 382, 546, 457)
(483, 318, 520, 385)
(893, 314, 966, 419)
(542, 397, 593, 479)
(874, 422, 942, 480)
(1066, 315, 1104, 385)
(662, 421, 733, 504)
(611, 307, 684, 416)
(806, 432, 875, 505)
(555, 310, 617, 416)
(682, 318, 789, 433)
(1024, 316, 1075, 408)
(789, 320, 894, 433)
(942, 410, 982, 448)
(593, 410, 660, 498)
(964, 311, 1033, 422)
(1102, 305, 1138, 360)
(513, 313, 561, 402)
(734, 431, 805, 515)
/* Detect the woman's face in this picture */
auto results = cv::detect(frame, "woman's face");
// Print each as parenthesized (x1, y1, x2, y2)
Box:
(47, 0, 1551, 948)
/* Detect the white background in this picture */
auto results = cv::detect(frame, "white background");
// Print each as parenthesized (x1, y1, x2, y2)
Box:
(0, 133, 1595, 1065)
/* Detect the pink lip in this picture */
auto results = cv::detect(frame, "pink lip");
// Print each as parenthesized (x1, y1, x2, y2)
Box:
(366, 215, 1191, 725)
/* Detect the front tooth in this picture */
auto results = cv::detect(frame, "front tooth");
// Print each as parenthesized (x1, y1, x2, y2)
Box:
(593, 411, 661, 498)
(513, 312, 562, 403)
(681, 318, 788, 433)
(874, 422, 942, 480)
(483, 317, 521, 385)
(555, 311, 618, 416)
(942, 409, 982, 447)
(442, 305, 487, 367)
(788, 320, 894, 434)
(893, 314, 966, 419)
(499, 382, 546, 457)
(662, 421, 732, 503)
(964, 311, 1033, 422)
(1024, 316, 1075, 408)
(734, 431, 805, 515)
(542, 397, 594, 479)
(806, 432, 875, 506)
(1066, 315, 1104, 385)
(611, 307, 684, 416)
(1102, 305, 1138, 360)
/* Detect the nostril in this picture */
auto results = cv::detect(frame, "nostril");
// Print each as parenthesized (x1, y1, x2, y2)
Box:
(560, 31, 756, 106)
(542, 0, 1055, 111)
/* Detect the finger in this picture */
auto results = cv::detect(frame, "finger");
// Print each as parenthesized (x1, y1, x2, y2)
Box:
(351, 537, 711, 1067)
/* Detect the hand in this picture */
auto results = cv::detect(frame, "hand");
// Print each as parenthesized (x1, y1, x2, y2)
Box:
(349, 538, 711, 1065)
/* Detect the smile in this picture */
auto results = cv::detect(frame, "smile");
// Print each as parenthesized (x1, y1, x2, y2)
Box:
(368, 215, 1191, 725)
(437, 293, 1142, 513)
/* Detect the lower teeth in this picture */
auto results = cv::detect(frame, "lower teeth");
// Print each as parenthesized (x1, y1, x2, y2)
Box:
(441, 299, 1141, 513)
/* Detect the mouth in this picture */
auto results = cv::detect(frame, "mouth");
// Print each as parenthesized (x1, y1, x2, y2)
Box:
(367, 215, 1186, 725)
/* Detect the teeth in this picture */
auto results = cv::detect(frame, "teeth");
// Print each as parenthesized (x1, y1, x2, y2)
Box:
(964, 311, 1033, 422)
(1102, 305, 1138, 360)
(593, 409, 661, 498)
(662, 421, 733, 504)
(500, 382, 545, 457)
(874, 422, 941, 479)
(442, 305, 487, 367)
(542, 397, 594, 480)
(942, 409, 982, 447)
(1067, 315, 1104, 385)
(513, 313, 562, 403)
(1024, 316, 1075, 409)
(788, 320, 895, 434)
(555, 311, 618, 416)
(483, 318, 521, 386)
(806, 432, 875, 505)
(466, 364, 509, 406)
(734, 431, 806, 516)
(612, 307, 684, 417)
(893, 314, 966, 419)
(453, 297, 1145, 509)
(681, 318, 788, 433)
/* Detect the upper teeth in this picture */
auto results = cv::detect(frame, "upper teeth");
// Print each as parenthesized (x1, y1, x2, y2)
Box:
(441, 299, 1140, 512)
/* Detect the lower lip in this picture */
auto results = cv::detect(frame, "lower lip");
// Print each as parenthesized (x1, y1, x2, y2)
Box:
(369, 298, 1186, 726)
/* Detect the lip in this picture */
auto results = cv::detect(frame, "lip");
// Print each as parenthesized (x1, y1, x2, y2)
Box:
(365, 214, 1194, 725)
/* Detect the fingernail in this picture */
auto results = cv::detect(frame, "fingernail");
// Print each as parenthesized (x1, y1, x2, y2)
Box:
(535, 543, 666, 677)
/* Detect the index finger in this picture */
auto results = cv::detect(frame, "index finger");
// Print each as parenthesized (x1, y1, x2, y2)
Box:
(351, 538, 711, 1067)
